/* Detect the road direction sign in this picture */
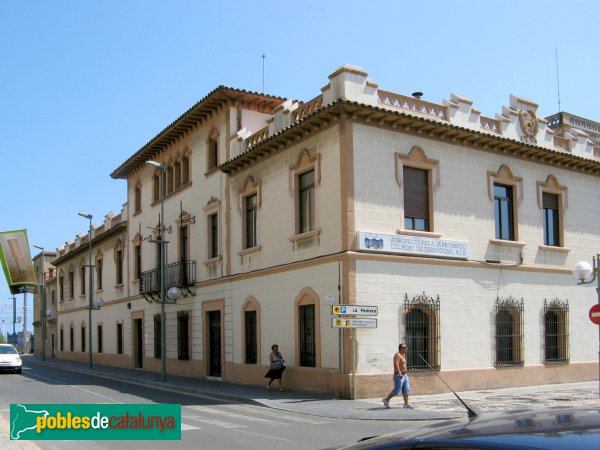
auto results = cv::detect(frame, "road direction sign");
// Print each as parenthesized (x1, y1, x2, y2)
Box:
(589, 304, 600, 325)
(332, 318, 377, 328)
(331, 305, 378, 316)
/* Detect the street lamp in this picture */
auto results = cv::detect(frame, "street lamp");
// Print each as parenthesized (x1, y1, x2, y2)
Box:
(33, 245, 46, 361)
(572, 255, 599, 399)
(78, 211, 95, 369)
(145, 160, 168, 381)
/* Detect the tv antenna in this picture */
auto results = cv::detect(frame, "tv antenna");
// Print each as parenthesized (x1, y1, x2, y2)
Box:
(555, 47, 561, 112)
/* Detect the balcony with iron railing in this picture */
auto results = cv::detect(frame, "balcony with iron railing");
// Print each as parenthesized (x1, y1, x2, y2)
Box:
(139, 260, 196, 298)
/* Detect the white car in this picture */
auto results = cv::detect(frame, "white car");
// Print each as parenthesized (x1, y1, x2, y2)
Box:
(0, 344, 22, 374)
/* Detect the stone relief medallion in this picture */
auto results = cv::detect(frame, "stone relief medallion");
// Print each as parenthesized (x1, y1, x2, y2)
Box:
(518, 109, 538, 144)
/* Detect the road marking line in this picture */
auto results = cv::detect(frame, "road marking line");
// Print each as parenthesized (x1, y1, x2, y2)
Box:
(78, 388, 123, 403)
(185, 405, 288, 425)
(223, 404, 331, 424)
(185, 416, 247, 429)
(235, 429, 290, 441)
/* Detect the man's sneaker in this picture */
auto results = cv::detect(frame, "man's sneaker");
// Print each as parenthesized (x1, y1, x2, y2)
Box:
(382, 398, 390, 408)
(403, 403, 414, 409)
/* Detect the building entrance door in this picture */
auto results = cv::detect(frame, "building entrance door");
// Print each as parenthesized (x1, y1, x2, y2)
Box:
(208, 311, 221, 377)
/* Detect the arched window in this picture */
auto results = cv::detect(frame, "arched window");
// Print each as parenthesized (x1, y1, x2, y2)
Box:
(544, 298, 569, 364)
(403, 292, 440, 371)
(495, 296, 524, 367)
(295, 288, 321, 368)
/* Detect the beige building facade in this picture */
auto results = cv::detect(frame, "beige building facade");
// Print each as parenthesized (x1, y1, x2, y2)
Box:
(47, 65, 600, 398)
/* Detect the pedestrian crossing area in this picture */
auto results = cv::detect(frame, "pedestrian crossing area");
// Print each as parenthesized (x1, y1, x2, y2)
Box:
(181, 403, 330, 431)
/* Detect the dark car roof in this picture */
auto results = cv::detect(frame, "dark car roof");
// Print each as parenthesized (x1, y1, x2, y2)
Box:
(340, 406, 600, 449)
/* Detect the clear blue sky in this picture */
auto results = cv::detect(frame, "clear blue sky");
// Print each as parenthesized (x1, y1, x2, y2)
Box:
(1, 0, 599, 328)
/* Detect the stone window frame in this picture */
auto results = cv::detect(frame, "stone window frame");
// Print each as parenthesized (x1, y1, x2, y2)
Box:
(114, 240, 124, 286)
(203, 197, 222, 264)
(294, 287, 321, 368)
(536, 175, 569, 251)
(242, 296, 261, 365)
(237, 175, 262, 255)
(206, 127, 220, 173)
(289, 149, 322, 243)
(487, 164, 524, 246)
(396, 146, 441, 238)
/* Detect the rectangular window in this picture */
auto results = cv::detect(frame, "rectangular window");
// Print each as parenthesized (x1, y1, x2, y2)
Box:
(494, 184, 514, 240)
(154, 314, 161, 358)
(180, 225, 188, 262)
(51, 290, 56, 305)
(81, 326, 86, 352)
(177, 311, 190, 360)
(116, 250, 123, 285)
(153, 174, 160, 202)
(403, 167, 430, 231)
(298, 170, 316, 234)
(117, 323, 123, 354)
(134, 185, 141, 212)
(80, 266, 86, 296)
(60, 328, 64, 351)
(70, 327, 74, 351)
(69, 271, 74, 298)
(244, 194, 257, 249)
(208, 139, 218, 170)
(543, 192, 560, 246)
(244, 310, 257, 364)
(134, 244, 142, 280)
(97, 325, 103, 353)
(181, 156, 190, 185)
(174, 161, 181, 190)
(96, 258, 103, 290)
(299, 304, 316, 367)
(59, 276, 64, 301)
(209, 213, 219, 259)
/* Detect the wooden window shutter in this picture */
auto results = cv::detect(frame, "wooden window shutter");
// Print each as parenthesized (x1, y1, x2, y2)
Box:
(403, 166, 429, 219)
(542, 192, 558, 210)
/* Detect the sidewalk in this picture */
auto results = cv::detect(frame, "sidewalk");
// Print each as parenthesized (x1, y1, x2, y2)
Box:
(23, 355, 600, 421)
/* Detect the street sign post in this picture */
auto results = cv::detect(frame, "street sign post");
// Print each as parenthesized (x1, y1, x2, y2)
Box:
(589, 304, 600, 325)
(331, 305, 378, 316)
(332, 318, 377, 328)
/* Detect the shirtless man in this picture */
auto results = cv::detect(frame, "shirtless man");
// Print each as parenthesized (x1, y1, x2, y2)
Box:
(383, 343, 413, 409)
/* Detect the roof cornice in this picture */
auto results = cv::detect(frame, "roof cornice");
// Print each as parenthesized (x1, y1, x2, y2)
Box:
(111, 86, 287, 179)
(219, 99, 600, 176)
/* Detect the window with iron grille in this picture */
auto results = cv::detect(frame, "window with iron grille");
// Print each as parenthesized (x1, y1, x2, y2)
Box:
(403, 292, 440, 371)
(153, 314, 161, 358)
(245, 310, 257, 364)
(177, 311, 190, 360)
(299, 304, 316, 367)
(544, 298, 569, 364)
(495, 297, 524, 367)
(117, 323, 123, 354)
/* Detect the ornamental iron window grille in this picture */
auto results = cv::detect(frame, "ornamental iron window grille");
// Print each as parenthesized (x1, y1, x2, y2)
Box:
(403, 292, 440, 371)
(299, 304, 316, 367)
(177, 311, 190, 360)
(543, 298, 569, 364)
(495, 296, 524, 367)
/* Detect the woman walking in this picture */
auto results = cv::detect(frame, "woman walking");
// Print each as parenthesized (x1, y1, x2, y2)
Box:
(265, 344, 285, 391)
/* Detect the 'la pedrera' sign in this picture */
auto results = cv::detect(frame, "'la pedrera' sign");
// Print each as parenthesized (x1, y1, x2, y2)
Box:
(356, 231, 470, 259)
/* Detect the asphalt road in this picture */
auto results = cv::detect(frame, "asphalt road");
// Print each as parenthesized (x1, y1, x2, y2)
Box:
(0, 358, 429, 449)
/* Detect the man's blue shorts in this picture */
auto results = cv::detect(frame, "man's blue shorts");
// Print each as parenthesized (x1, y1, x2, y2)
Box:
(390, 373, 410, 396)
